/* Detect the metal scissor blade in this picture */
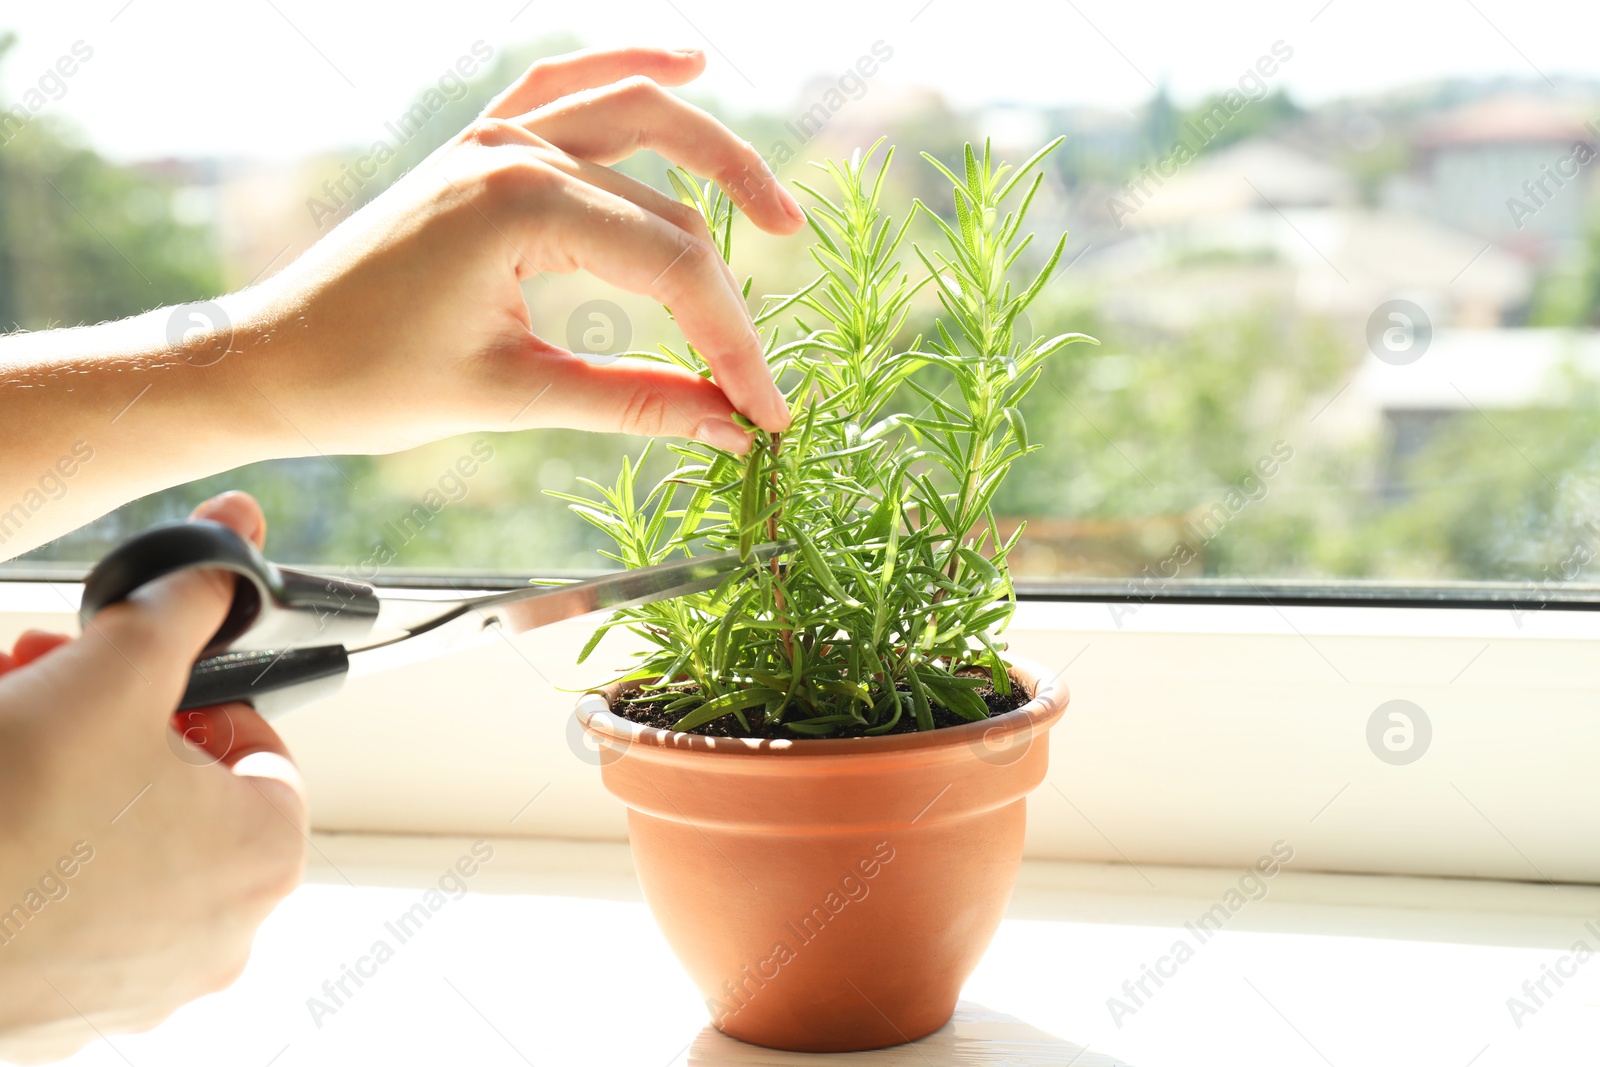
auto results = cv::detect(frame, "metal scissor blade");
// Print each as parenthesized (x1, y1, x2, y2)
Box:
(492, 539, 793, 636)
(347, 540, 794, 675)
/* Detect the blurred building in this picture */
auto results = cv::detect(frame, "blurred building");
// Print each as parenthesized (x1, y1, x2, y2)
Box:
(1400, 94, 1598, 263)
(1348, 328, 1600, 497)
(1081, 138, 1532, 331)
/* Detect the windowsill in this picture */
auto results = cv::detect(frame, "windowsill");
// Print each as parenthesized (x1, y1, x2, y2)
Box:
(45, 833, 1600, 1066)
(1, 580, 1597, 883)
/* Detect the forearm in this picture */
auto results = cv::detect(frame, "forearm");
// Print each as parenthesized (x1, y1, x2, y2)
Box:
(0, 291, 296, 560)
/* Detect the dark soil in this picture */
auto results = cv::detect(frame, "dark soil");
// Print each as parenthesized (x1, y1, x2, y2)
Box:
(611, 669, 1030, 739)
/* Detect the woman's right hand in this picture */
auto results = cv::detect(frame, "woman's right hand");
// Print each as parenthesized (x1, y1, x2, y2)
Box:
(0, 492, 306, 1064)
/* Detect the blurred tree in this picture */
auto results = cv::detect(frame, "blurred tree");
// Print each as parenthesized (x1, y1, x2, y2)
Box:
(1142, 83, 1181, 157)
(1176, 89, 1300, 155)
(355, 34, 582, 197)
(1529, 210, 1600, 328)
(0, 38, 399, 570)
(1347, 379, 1600, 581)
(1109, 85, 1303, 172)
(0, 34, 223, 331)
(980, 300, 1351, 578)
(993, 304, 1345, 517)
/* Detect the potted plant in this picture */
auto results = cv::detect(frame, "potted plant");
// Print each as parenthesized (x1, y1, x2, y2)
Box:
(566, 139, 1092, 1053)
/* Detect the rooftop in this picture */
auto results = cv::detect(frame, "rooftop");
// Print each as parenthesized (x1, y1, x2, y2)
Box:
(1418, 93, 1598, 149)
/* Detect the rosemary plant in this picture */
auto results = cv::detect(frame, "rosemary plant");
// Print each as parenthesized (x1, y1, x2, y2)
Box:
(556, 139, 1095, 736)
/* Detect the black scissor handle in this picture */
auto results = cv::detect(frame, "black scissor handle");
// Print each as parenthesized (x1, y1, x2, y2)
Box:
(80, 520, 381, 717)
(177, 646, 351, 717)
(81, 520, 380, 655)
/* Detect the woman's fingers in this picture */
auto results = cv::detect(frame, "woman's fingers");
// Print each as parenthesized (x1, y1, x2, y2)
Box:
(535, 146, 743, 295)
(13, 630, 71, 666)
(460, 122, 746, 296)
(75, 490, 269, 716)
(189, 490, 267, 549)
(518, 76, 804, 234)
(81, 566, 235, 709)
(505, 337, 755, 452)
(459, 51, 805, 434)
(494, 166, 789, 431)
(455, 123, 745, 331)
(484, 46, 706, 119)
(172, 492, 305, 817)
(171, 494, 305, 818)
(170, 704, 290, 768)
(174, 704, 307, 814)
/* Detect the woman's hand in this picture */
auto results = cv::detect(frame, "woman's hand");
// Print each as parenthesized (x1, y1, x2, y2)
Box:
(234, 45, 801, 457)
(0, 493, 306, 1063)
(0, 46, 804, 560)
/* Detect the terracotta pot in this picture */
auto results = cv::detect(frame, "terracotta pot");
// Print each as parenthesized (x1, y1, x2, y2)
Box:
(575, 660, 1068, 1053)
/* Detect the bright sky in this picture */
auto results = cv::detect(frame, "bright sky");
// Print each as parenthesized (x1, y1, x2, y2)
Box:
(2, 0, 1597, 161)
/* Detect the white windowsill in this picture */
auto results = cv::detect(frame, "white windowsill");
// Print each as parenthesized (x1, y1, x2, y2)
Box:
(40, 833, 1600, 1067)
(2, 581, 1596, 883)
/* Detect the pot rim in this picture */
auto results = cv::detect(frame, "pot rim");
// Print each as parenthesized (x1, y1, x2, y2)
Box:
(576, 656, 1067, 758)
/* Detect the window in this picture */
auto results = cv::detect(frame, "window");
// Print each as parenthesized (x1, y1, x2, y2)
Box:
(3, 11, 1595, 1064)
(3, 3, 1599, 600)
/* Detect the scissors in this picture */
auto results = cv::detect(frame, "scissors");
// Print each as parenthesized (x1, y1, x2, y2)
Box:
(79, 519, 792, 720)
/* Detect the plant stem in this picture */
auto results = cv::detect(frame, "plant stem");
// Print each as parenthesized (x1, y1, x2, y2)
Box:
(767, 430, 793, 669)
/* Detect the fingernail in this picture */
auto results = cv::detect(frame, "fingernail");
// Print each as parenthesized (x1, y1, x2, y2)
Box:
(696, 418, 752, 453)
(673, 47, 703, 57)
(769, 384, 793, 430)
(193, 491, 233, 516)
(778, 184, 805, 223)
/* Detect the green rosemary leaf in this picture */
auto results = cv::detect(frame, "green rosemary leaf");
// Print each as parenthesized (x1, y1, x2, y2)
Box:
(906, 666, 935, 732)
(672, 687, 786, 732)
